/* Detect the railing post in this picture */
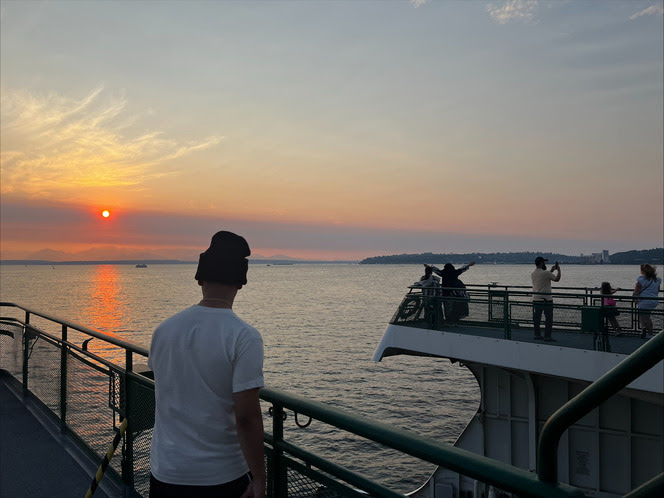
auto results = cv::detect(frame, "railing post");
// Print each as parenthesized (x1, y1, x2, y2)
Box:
(22, 311, 30, 396)
(122, 350, 134, 491)
(272, 403, 288, 498)
(503, 291, 511, 340)
(599, 300, 610, 353)
(60, 324, 68, 433)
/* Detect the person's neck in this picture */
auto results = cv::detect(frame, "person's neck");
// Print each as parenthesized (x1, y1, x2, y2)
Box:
(199, 281, 238, 308)
(199, 296, 234, 308)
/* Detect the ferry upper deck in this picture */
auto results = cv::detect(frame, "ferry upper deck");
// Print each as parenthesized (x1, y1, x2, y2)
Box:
(373, 284, 663, 393)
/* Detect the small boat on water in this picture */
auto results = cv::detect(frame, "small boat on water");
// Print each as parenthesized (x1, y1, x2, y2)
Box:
(135, 263, 148, 268)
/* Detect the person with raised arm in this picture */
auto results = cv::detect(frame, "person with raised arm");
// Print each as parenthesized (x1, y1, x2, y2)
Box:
(531, 256, 561, 342)
(431, 261, 476, 325)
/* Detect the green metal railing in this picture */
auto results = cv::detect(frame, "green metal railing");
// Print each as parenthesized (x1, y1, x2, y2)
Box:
(262, 387, 584, 498)
(1, 301, 662, 497)
(394, 285, 663, 351)
(537, 332, 664, 482)
(537, 332, 664, 498)
(0, 303, 151, 496)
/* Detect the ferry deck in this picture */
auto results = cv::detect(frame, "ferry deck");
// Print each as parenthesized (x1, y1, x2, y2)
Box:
(1, 285, 662, 497)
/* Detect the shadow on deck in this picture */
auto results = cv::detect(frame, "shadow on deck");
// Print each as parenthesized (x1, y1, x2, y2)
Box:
(0, 373, 121, 498)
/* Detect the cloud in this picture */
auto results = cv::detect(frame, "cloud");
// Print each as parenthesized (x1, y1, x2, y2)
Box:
(410, 0, 429, 7)
(629, 4, 664, 20)
(0, 87, 223, 198)
(487, 0, 538, 24)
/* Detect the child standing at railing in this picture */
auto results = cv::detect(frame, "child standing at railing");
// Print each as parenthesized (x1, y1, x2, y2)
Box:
(600, 282, 622, 336)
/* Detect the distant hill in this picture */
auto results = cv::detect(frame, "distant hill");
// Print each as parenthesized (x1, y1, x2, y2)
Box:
(603, 249, 664, 265)
(359, 248, 663, 265)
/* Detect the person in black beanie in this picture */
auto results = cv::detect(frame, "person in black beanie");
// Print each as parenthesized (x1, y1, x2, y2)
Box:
(194, 230, 251, 286)
(148, 231, 266, 498)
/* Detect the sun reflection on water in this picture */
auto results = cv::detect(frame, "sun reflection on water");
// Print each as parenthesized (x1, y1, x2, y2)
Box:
(83, 265, 129, 361)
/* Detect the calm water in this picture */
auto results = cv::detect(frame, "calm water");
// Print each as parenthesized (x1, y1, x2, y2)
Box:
(0, 263, 646, 491)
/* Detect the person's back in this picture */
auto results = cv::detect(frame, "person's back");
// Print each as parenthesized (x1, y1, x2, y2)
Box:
(531, 267, 555, 300)
(637, 275, 661, 301)
(435, 262, 474, 291)
(148, 230, 266, 498)
(417, 266, 440, 297)
(149, 306, 263, 484)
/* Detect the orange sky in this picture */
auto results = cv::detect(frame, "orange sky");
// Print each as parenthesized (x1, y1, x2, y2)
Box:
(1, 2, 662, 260)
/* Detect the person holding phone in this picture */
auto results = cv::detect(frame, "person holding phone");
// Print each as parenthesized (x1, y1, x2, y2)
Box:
(531, 256, 561, 341)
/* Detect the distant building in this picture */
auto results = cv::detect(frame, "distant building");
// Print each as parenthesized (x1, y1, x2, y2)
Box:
(602, 250, 610, 263)
(579, 250, 610, 264)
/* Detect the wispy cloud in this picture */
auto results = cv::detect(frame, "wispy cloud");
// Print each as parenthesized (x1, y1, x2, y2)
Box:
(0, 87, 223, 198)
(410, 0, 429, 8)
(629, 4, 664, 20)
(487, 0, 538, 24)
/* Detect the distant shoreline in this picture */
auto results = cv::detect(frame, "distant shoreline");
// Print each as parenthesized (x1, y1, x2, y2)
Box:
(359, 248, 663, 266)
(1, 248, 662, 267)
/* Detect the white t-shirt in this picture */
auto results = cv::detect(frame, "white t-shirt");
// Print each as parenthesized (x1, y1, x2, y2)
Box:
(531, 268, 556, 301)
(148, 305, 264, 485)
(415, 275, 440, 296)
(636, 275, 662, 310)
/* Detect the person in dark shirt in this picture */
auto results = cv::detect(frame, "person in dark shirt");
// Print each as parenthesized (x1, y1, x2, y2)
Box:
(431, 262, 475, 325)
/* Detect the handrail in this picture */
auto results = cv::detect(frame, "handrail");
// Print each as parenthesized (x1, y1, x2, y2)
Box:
(407, 285, 663, 300)
(0, 302, 149, 357)
(624, 472, 664, 498)
(537, 332, 664, 483)
(2, 301, 660, 496)
(398, 286, 662, 340)
(261, 387, 584, 498)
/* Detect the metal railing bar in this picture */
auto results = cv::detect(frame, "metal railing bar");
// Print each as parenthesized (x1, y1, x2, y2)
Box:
(281, 453, 375, 498)
(272, 438, 405, 498)
(623, 472, 664, 498)
(411, 282, 664, 293)
(0, 317, 24, 327)
(261, 388, 584, 498)
(0, 303, 149, 357)
(67, 349, 113, 376)
(24, 328, 61, 348)
(4, 297, 660, 497)
(407, 287, 663, 301)
(392, 292, 663, 337)
(23, 322, 125, 374)
(537, 332, 664, 483)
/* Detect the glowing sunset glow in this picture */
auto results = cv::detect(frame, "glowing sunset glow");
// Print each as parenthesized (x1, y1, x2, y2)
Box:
(0, 2, 662, 261)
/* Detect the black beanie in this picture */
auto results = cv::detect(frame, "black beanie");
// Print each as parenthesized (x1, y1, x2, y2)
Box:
(194, 231, 251, 285)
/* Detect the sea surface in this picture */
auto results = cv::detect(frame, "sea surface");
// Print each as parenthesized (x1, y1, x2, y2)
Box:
(0, 263, 647, 492)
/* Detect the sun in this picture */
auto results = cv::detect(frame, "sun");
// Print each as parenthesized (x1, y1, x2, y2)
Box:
(102, 210, 110, 218)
